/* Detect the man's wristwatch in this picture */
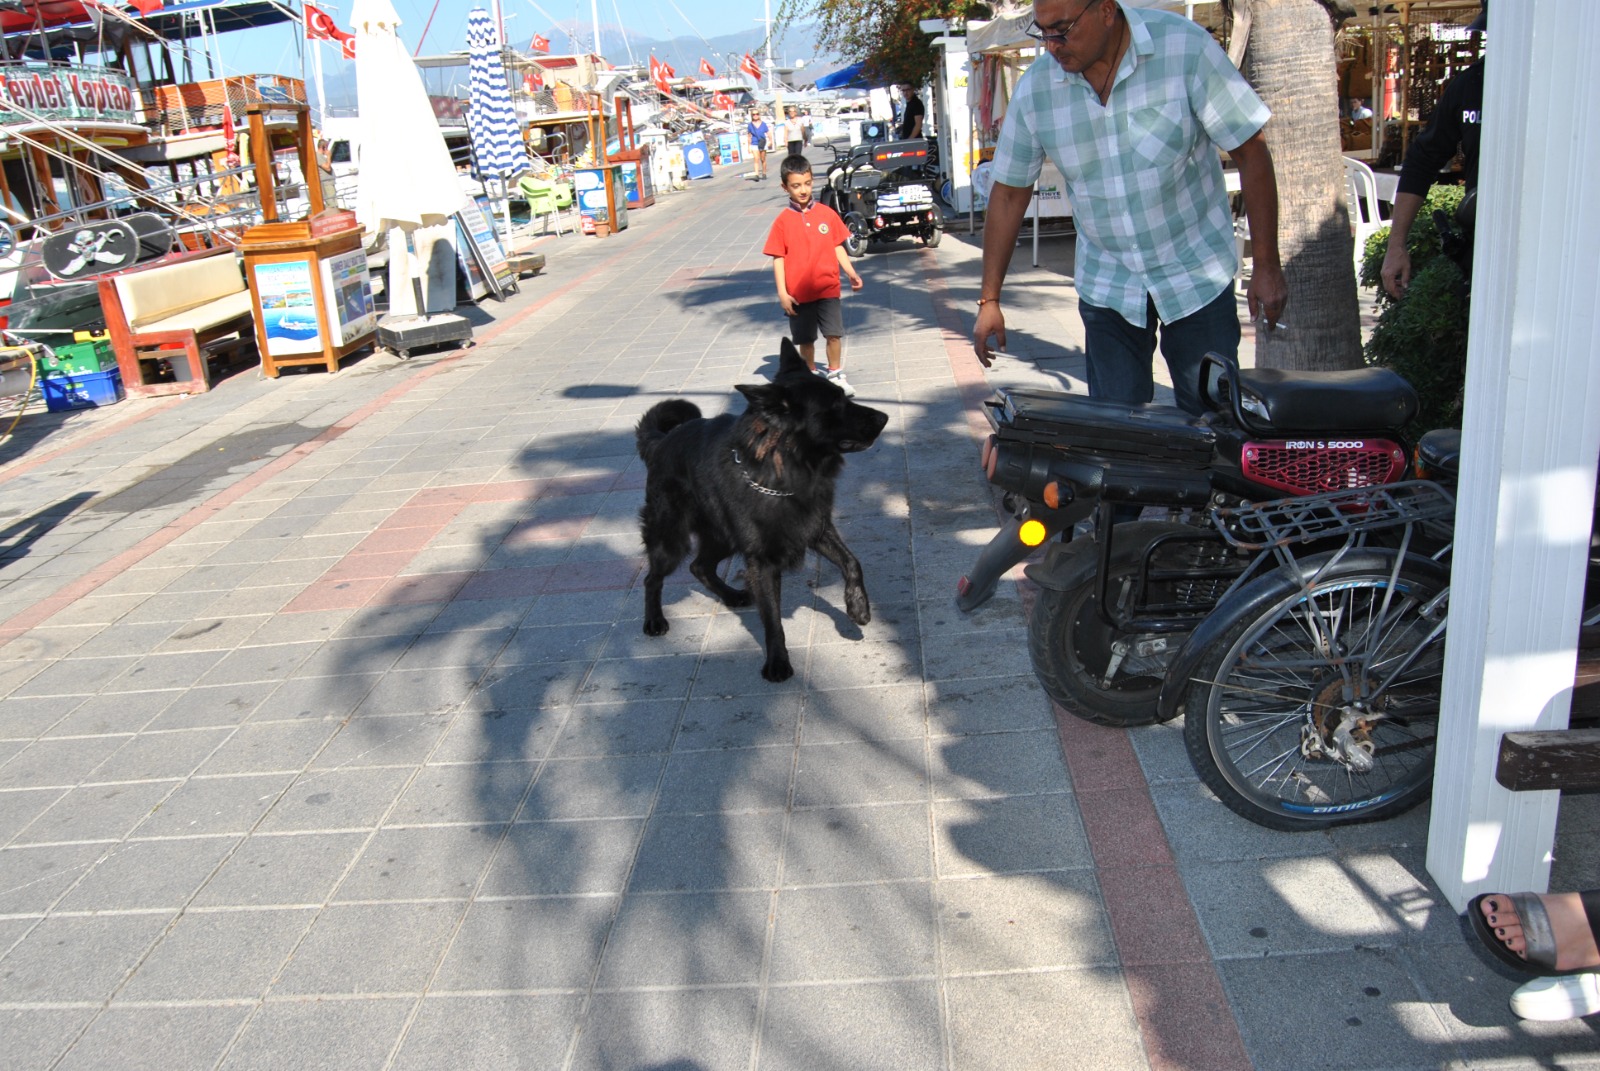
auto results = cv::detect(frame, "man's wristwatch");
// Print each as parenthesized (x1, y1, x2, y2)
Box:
(976, 297, 1000, 307)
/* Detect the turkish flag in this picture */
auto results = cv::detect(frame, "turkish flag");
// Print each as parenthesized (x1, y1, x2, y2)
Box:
(338, 30, 356, 60)
(712, 92, 735, 112)
(664, 64, 675, 79)
(304, 2, 339, 41)
(127, 0, 162, 14)
(649, 55, 672, 95)
(530, 33, 550, 53)
(699, 58, 715, 78)
(524, 70, 544, 92)
(221, 105, 235, 144)
(739, 53, 761, 81)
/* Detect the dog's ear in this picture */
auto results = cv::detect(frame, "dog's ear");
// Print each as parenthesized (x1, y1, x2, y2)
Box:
(736, 382, 786, 411)
(777, 338, 808, 378)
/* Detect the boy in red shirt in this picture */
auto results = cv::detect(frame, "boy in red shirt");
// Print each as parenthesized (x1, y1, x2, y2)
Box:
(762, 154, 864, 396)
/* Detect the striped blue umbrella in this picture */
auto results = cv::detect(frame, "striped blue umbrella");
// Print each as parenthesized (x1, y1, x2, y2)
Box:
(467, 8, 532, 180)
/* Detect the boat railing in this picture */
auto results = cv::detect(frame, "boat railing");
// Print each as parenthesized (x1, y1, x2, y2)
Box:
(141, 74, 307, 138)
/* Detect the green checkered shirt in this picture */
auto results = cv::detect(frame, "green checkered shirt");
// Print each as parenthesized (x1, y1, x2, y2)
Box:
(991, 4, 1269, 326)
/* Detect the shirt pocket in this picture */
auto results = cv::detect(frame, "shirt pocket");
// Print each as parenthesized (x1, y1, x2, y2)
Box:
(1127, 101, 1191, 169)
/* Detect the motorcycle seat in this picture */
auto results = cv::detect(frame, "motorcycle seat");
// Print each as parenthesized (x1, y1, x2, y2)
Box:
(1416, 428, 1462, 477)
(1225, 365, 1419, 433)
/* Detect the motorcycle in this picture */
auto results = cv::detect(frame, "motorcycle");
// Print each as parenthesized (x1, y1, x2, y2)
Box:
(817, 132, 944, 256)
(962, 351, 1421, 727)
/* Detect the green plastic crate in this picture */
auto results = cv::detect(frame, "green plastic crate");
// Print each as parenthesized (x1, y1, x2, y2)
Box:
(38, 338, 116, 378)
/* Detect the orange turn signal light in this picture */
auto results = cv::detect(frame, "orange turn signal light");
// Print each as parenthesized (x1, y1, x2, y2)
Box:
(1041, 481, 1062, 509)
(1019, 519, 1048, 547)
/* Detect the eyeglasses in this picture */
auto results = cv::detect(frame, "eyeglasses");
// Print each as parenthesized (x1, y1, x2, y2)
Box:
(1024, 1, 1097, 45)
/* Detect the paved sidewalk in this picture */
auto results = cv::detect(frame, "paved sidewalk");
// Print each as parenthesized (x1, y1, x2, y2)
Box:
(0, 155, 1595, 1071)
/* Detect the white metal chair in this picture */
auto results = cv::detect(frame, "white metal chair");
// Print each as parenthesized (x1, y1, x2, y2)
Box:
(1344, 156, 1386, 272)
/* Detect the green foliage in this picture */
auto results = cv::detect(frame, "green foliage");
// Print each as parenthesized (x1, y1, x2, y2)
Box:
(1361, 183, 1469, 434)
(779, 0, 992, 89)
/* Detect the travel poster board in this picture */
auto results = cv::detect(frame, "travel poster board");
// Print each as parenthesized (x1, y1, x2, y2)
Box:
(252, 259, 323, 356)
(317, 248, 377, 347)
(453, 197, 513, 301)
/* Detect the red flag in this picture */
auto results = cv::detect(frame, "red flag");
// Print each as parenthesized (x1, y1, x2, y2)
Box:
(530, 33, 550, 53)
(524, 70, 544, 92)
(664, 64, 675, 79)
(127, 0, 163, 14)
(304, 2, 339, 41)
(649, 55, 672, 95)
(699, 58, 715, 78)
(739, 53, 762, 81)
(221, 105, 235, 144)
(338, 30, 356, 60)
(712, 92, 735, 112)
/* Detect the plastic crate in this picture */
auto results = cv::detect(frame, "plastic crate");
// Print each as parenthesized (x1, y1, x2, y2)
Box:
(38, 337, 116, 378)
(42, 367, 124, 413)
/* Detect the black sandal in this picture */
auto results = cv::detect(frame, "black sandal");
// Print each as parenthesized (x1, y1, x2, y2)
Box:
(1468, 890, 1600, 977)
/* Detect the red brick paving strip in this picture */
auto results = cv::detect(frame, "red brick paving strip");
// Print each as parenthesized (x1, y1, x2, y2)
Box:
(921, 247, 1251, 1071)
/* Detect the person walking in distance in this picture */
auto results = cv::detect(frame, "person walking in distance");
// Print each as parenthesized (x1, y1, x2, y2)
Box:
(746, 110, 771, 181)
(763, 155, 864, 396)
(971, 0, 1287, 416)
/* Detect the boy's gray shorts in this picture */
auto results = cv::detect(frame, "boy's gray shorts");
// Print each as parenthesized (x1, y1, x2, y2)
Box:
(787, 297, 843, 344)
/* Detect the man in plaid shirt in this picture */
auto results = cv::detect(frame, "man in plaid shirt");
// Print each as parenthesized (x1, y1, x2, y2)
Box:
(972, 0, 1287, 414)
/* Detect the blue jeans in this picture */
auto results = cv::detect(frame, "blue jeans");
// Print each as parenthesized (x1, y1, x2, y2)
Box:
(1078, 287, 1241, 416)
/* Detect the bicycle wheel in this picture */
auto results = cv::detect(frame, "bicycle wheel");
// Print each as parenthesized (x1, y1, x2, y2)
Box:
(1181, 550, 1449, 830)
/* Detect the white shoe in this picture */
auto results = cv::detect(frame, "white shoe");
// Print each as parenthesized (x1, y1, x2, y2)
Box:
(1510, 972, 1600, 1021)
(823, 368, 855, 397)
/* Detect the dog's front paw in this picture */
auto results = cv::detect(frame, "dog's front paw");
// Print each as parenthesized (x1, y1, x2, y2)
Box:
(845, 589, 871, 627)
(643, 614, 670, 637)
(724, 588, 753, 608)
(761, 653, 794, 682)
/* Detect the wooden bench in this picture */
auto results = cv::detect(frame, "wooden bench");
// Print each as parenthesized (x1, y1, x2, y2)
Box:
(1496, 658, 1600, 792)
(97, 249, 256, 398)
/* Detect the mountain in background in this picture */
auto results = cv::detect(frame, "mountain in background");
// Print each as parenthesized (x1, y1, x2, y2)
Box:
(322, 23, 843, 112)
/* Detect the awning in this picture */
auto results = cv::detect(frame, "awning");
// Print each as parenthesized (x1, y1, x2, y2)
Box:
(814, 62, 874, 91)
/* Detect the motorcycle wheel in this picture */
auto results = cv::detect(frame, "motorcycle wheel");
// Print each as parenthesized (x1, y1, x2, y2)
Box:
(845, 231, 869, 258)
(1181, 550, 1449, 831)
(1029, 521, 1224, 727)
(922, 224, 942, 248)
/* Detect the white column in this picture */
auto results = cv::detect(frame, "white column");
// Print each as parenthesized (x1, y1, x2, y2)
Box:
(1425, 0, 1600, 911)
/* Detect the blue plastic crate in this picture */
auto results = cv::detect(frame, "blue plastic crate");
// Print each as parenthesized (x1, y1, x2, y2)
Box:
(42, 367, 124, 413)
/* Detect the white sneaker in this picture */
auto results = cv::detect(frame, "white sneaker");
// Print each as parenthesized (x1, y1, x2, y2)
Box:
(1510, 973, 1600, 1021)
(824, 368, 855, 396)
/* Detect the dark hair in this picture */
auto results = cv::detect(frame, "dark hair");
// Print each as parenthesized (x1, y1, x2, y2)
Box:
(778, 154, 812, 183)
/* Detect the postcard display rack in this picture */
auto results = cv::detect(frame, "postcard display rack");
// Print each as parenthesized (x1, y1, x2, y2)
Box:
(239, 103, 377, 377)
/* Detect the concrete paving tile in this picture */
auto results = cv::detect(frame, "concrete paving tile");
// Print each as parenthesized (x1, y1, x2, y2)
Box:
(549, 699, 683, 758)
(630, 811, 785, 893)
(334, 823, 505, 901)
(921, 625, 1036, 681)
(38, 593, 150, 628)
(0, 911, 172, 1002)
(520, 753, 666, 821)
(219, 998, 412, 1071)
(769, 882, 937, 982)
(393, 994, 584, 1071)
(792, 737, 928, 808)
(332, 602, 439, 639)
(758, 980, 942, 1071)
(58, 833, 237, 916)
(0, 786, 66, 846)
(428, 708, 564, 766)
(479, 817, 644, 897)
(595, 889, 769, 988)
(132, 772, 292, 837)
(13, 780, 174, 845)
(431, 895, 618, 991)
(1399, 942, 1600, 1058)
(255, 764, 413, 833)
(117, 907, 314, 1001)
(162, 561, 269, 594)
(937, 869, 1117, 973)
(243, 556, 336, 588)
(67, 620, 181, 659)
(802, 638, 923, 691)
(274, 901, 462, 995)
(311, 712, 451, 769)
(945, 970, 1147, 1071)
(931, 729, 1072, 800)
(1150, 781, 1334, 864)
(196, 719, 343, 776)
(0, 734, 129, 789)
(143, 681, 277, 730)
(933, 794, 1094, 877)
(354, 667, 483, 716)
(204, 585, 301, 616)
(195, 641, 319, 687)
(1217, 948, 1456, 1071)
(493, 621, 613, 667)
(521, 587, 632, 627)
(54, 1005, 253, 1071)
(1125, 718, 1199, 785)
(0, 1007, 100, 1071)
(155, 615, 270, 653)
(12, 655, 140, 698)
(0, 841, 107, 913)
(391, 625, 511, 670)
(1, 625, 105, 663)
(784, 803, 933, 885)
(472, 660, 588, 711)
(104, 649, 230, 693)
(114, 589, 221, 625)
(244, 607, 354, 646)
(923, 674, 1055, 737)
(797, 684, 925, 745)
(0, 694, 84, 739)
(189, 833, 359, 911)
(577, 653, 699, 704)
(674, 693, 801, 751)
(570, 988, 759, 1071)
(656, 746, 794, 815)
(388, 761, 537, 825)
(250, 673, 379, 723)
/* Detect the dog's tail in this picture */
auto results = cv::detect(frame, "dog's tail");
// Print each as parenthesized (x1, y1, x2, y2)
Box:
(635, 399, 702, 463)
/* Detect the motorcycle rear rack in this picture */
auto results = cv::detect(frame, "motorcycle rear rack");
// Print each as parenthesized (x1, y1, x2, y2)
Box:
(1208, 480, 1456, 552)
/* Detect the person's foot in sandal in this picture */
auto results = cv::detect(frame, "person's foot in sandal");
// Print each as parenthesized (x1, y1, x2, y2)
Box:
(1469, 890, 1600, 976)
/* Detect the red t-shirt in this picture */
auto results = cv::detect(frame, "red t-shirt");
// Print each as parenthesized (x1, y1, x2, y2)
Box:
(762, 202, 847, 303)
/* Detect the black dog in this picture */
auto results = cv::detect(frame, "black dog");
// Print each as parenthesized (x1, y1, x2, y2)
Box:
(636, 339, 889, 682)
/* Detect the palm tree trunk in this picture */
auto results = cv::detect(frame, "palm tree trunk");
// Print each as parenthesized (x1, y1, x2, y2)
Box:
(1245, 0, 1363, 370)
